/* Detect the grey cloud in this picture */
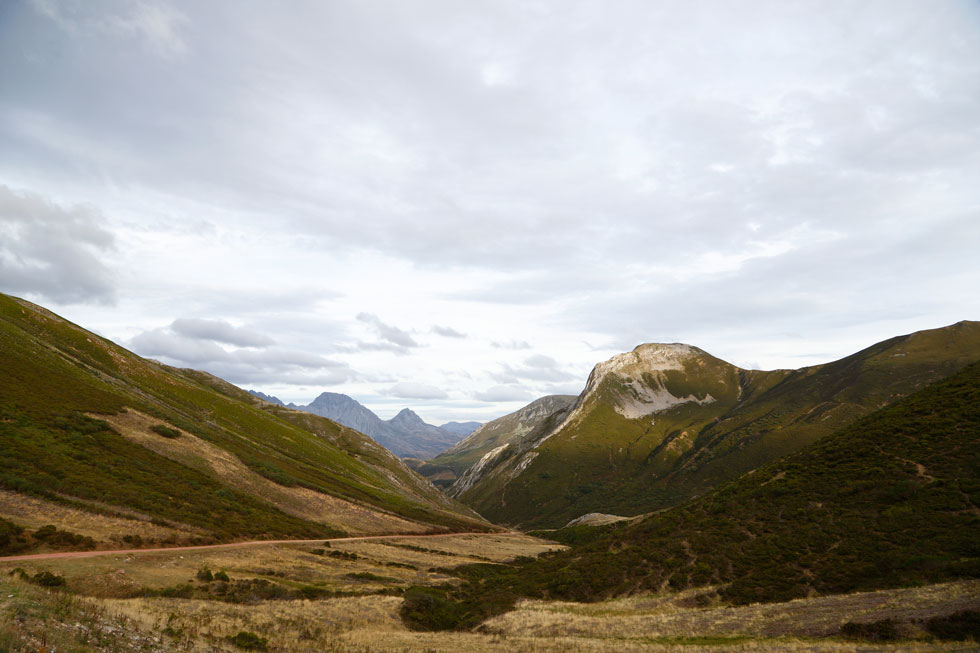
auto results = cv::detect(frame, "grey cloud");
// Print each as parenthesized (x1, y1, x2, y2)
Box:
(0, 185, 116, 304)
(432, 325, 466, 338)
(525, 354, 559, 368)
(474, 385, 533, 403)
(384, 382, 448, 400)
(171, 318, 274, 348)
(491, 340, 532, 350)
(130, 326, 353, 386)
(356, 313, 418, 348)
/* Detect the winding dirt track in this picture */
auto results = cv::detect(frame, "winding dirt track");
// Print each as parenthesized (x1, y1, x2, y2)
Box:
(0, 531, 511, 563)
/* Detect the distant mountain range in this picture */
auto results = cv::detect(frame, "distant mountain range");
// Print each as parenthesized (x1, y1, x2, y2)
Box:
(247, 390, 480, 459)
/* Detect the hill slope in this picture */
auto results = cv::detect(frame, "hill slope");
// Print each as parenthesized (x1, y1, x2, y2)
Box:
(0, 293, 490, 552)
(455, 323, 980, 528)
(429, 395, 577, 491)
(406, 359, 980, 630)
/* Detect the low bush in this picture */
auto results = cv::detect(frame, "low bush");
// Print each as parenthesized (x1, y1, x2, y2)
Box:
(839, 619, 900, 641)
(150, 424, 181, 438)
(228, 631, 267, 651)
(926, 610, 980, 641)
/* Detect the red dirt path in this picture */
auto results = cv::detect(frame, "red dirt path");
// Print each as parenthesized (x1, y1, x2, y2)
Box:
(0, 531, 511, 562)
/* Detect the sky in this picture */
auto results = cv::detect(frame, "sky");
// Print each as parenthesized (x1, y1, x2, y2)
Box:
(2, 0, 979, 424)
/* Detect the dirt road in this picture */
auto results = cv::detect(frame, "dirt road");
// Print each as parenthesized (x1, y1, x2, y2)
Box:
(0, 531, 512, 562)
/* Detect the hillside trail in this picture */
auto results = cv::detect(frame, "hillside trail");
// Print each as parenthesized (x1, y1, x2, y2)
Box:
(0, 531, 514, 562)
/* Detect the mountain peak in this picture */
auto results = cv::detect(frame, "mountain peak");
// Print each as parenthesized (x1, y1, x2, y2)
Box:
(391, 408, 425, 426)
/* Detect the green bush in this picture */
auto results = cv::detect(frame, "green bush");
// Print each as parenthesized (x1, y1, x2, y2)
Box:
(228, 631, 267, 651)
(839, 619, 900, 641)
(926, 610, 980, 641)
(29, 571, 67, 588)
(150, 424, 181, 438)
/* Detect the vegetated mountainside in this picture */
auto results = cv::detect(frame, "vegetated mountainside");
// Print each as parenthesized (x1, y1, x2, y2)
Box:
(428, 396, 577, 493)
(292, 392, 462, 459)
(0, 293, 491, 552)
(404, 397, 574, 490)
(402, 360, 980, 631)
(455, 322, 980, 528)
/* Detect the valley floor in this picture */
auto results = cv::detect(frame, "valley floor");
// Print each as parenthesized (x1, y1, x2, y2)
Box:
(0, 533, 976, 651)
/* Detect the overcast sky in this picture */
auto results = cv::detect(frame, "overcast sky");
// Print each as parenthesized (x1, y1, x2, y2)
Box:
(2, 0, 979, 423)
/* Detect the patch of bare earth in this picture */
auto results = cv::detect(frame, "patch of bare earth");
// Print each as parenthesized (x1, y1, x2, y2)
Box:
(96, 408, 429, 535)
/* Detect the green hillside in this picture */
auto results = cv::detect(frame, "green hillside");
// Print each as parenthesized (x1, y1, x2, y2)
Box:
(405, 359, 980, 630)
(0, 293, 490, 549)
(456, 324, 980, 528)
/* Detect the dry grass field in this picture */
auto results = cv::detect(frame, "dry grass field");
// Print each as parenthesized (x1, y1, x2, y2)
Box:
(0, 534, 976, 651)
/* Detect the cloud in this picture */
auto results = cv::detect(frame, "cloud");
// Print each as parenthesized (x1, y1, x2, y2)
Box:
(490, 354, 578, 384)
(384, 382, 448, 400)
(30, 0, 189, 58)
(171, 317, 274, 348)
(356, 313, 419, 350)
(432, 325, 466, 338)
(491, 340, 532, 350)
(474, 385, 533, 402)
(0, 185, 116, 304)
(129, 325, 353, 387)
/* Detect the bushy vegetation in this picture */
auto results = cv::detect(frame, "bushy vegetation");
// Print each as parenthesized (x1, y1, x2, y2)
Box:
(149, 424, 181, 438)
(402, 361, 980, 630)
(0, 518, 27, 556)
(228, 631, 268, 651)
(926, 610, 980, 641)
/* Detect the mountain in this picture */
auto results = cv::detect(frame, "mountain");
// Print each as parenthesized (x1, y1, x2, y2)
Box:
(247, 389, 284, 406)
(295, 393, 463, 459)
(438, 421, 482, 437)
(0, 292, 491, 551)
(406, 358, 980, 630)
(429, 395, 577, 492)
(453, 322, 980, 528)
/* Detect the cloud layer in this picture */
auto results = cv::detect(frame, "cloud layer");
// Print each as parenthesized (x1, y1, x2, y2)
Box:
(2, 1, 979, 421)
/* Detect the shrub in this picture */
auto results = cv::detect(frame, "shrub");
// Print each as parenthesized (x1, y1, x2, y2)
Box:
(926, 610, 980, 641)
(400, 587, 466, 631)
(29, 571, 67, 588)
(840, 619, 900, 641)
(150, 424, 181, 438)
(214, 570, 230, 582)
(196, 567, 214, 582)
(228, 631, 268, 651)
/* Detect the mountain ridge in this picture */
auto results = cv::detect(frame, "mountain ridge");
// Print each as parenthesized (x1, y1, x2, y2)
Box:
(452, 321, 980, 528)
(287, 392, 471, 459)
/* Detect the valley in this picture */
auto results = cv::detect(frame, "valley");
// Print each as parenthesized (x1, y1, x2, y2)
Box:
(1, 292, 978, 650)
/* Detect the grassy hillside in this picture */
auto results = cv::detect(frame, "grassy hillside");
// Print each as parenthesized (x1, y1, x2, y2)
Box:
(0, 293, 490, 549)
(404, 359, 980, 630)
(457, 324, 980, 528)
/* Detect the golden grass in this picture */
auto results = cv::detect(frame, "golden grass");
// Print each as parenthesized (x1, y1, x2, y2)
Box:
(99, 408, 429, 535)
(0, 488, 190, 542)
(483, 580, 980, 640)
(1, 533, 974, 651)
